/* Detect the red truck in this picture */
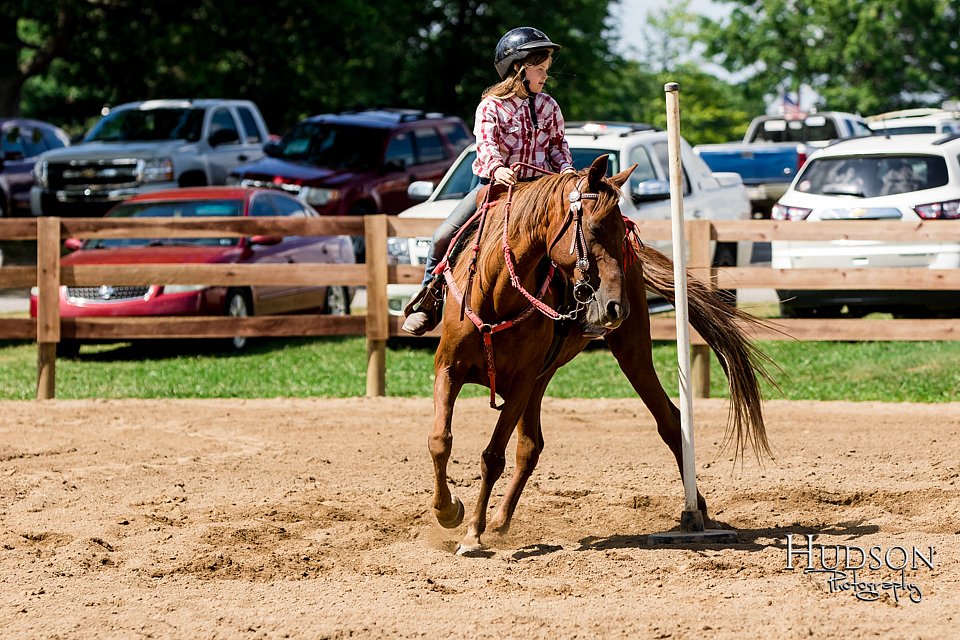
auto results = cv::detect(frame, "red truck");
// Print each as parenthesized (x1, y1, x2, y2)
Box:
(227, 108, 472, 217)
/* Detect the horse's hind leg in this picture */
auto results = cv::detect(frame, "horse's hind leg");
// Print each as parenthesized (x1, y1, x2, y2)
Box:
(457, 381, 536, 554)
(487, 378, 549, 535)
(429, 364, 466, 528)
(605, 283, 709, 518)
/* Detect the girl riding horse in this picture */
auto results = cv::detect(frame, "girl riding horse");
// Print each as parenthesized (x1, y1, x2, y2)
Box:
(402, 26, 578, 335)
(425, 154, 774, 554)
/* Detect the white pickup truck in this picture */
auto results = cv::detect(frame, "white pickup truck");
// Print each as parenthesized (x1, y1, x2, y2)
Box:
(694, 111, 872, 216)
(386, 122, 753, 316)
(31, 99, 270, 216)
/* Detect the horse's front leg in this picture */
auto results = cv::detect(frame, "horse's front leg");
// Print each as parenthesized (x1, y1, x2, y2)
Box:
(487, 376, 550, 535)
(430, 364, 466, 528)
(457, 381, 535, 555)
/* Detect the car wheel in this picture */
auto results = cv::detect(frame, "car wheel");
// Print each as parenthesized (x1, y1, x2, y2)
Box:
(712, 243, 737, 306)
(780, 302, 842, 319)
(712, 243, 737, 268)
(178, 171, 208, 188)
(225, 289, 252, 351)
(56, 340, 81, 358)
(347, 204, 374, 263)
(324, 285, 350, 315)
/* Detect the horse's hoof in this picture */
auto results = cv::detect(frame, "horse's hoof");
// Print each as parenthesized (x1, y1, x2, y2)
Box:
(456, 540, 485, 556)
(435, 495, 464, 529)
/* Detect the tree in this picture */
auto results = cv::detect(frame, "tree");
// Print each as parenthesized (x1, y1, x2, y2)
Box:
(0, 1, 78, 117)
(699, 0, 960, 115)
(609, 3, 765, 144)
(9, 0, 625, 135)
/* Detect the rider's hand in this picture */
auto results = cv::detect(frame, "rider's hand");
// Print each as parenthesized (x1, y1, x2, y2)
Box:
(493, 166, 516, 186)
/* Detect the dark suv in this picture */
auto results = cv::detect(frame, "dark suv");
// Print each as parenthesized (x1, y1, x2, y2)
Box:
(227, 109, 472, 216)
(1, 118, 70, 217)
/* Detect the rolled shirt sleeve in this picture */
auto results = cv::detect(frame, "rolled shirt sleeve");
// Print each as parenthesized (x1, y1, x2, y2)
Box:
(470, 93, 573, 179)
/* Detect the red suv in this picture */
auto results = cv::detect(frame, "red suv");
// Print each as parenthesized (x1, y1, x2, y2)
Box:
(227, 109, 472, 216)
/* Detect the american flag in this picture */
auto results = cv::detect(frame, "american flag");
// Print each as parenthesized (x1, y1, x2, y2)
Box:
(782, 92, 803, 119)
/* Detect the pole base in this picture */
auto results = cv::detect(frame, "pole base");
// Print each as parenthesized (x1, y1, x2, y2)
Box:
(648, 509, 738, 545)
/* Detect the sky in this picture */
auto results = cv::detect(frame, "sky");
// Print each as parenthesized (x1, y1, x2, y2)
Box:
(613, 0, 730, 61)
(612, 0, 816, 112)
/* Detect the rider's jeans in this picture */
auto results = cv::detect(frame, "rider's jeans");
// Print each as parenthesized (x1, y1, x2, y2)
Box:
(421, 184, 481, 286)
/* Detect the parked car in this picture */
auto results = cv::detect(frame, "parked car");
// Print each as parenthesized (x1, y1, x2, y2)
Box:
(29, 186, 355, 355)
(695, 112, 872, 216)
(867, 108, 960, 136)
(770, 133, 960, 317)
(386, 122, 753, 317)
(31, 99, 271, 217)
(1, 118, 70, 217)
(227, 108, 472, 216)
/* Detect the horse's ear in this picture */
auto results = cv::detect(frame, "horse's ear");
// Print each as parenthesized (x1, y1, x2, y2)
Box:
(610, 163, 638, 189)
(587, 155, 609, 189)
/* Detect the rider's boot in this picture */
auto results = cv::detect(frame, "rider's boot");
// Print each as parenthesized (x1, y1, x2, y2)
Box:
(401, 279, 445, 336)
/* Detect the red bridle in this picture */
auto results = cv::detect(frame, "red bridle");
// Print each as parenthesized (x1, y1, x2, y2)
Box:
(434, 163, 637, 408)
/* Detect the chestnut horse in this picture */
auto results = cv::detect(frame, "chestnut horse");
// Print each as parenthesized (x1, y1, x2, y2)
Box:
(429, 155, 772, 554)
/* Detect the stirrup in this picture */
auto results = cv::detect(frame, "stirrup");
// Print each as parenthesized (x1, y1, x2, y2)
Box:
(403, 279, 445, 317)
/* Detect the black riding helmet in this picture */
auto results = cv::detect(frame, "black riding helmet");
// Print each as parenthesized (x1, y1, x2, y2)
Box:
(494, 27, 562, 80)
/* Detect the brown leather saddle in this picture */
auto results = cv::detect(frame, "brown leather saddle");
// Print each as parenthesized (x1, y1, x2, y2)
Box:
(475, 182, 509, 208)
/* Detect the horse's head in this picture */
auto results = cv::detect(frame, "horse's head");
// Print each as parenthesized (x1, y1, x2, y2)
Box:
(547, 155, 637, 332)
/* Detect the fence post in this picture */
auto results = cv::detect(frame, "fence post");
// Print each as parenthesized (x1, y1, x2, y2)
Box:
(688, 220, 713, 398)
(365, 214, 388, 396)
(36, 217, 61, 400)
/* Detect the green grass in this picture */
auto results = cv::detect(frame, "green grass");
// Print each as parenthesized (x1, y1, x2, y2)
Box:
(1, 335, 959, 402)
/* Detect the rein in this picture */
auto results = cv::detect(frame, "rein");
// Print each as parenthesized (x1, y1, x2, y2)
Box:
(434, 162, 631, 409)
(502, 171, 599, 321)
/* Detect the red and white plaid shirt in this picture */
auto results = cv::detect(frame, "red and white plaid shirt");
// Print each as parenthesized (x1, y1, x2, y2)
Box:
(471, 93, 574, 180)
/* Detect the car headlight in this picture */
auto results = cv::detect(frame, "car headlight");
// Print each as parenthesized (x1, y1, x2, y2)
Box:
(138, 157, 174, 183)
(33, 161, 48, 188)
(299, 186, 340, 206)
(386, 237, 411, 265)
(163, 284, 206, 294)
(771, 203, 812, 221)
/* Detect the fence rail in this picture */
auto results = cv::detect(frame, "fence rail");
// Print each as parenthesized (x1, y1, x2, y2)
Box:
(1, 216, 958, 400)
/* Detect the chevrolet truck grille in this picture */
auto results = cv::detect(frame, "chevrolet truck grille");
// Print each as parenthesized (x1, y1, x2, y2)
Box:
(48, 159, 140, 191)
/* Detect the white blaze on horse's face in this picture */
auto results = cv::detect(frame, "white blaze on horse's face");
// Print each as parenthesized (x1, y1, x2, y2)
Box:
(557, 157, 638, 332)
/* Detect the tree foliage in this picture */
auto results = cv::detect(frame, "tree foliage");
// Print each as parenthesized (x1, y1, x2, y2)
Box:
(9, 0, 623, 134)
(19, 0, 954, 144)
(700, 0, 960, 114)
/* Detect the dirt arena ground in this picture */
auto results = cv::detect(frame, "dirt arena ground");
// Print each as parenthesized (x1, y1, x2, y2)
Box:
(0, 397, 957, 639)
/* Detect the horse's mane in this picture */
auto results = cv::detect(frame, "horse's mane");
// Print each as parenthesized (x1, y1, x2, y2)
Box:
(453, 171, 623, 285)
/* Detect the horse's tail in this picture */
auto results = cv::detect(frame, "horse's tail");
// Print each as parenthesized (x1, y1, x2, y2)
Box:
(637, 243, 776, 461)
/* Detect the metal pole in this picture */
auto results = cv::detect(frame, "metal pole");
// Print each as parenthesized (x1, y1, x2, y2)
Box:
(664, 82, 702, 531)
(648, 83, 737, 544)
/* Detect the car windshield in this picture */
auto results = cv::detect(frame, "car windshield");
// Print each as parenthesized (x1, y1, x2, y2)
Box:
(85, 199, 243, 248)
(794, 155, 949, 198)
(752, 116, 840, 143)
(871, 125, 937, 135)
(433, 148, 620, 201)
(275, 122, 386, 170)
(86, 108, 205, 142)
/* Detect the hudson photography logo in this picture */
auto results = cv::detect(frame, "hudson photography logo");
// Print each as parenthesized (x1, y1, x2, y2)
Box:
(785, 534, 936, 603)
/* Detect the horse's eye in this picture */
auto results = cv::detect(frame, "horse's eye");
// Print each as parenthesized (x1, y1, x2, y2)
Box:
(589, 224, 604, 239)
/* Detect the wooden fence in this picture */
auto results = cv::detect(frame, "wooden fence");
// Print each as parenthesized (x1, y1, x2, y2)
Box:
(1, 216, 959, 400)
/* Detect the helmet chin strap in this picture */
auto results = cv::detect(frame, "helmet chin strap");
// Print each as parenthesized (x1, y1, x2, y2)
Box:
(517, 66, 540, 130)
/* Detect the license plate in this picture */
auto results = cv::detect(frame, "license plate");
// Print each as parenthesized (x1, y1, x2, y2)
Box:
(817, 207, 902, 220)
